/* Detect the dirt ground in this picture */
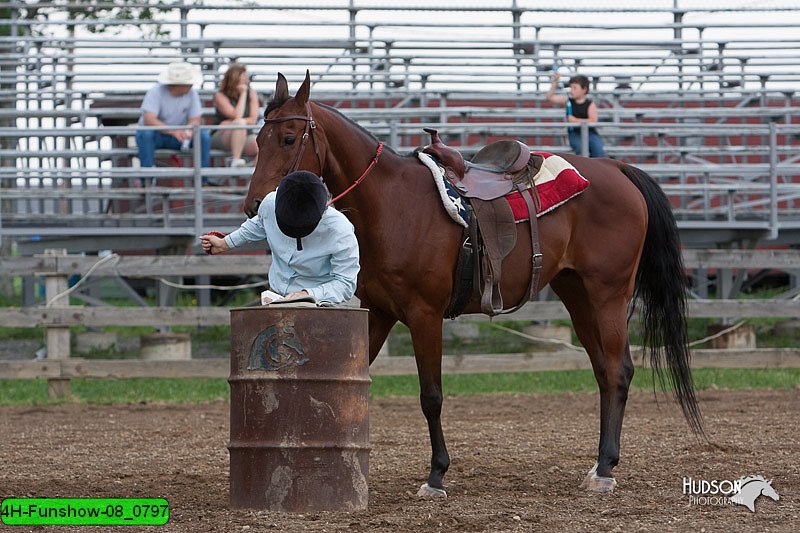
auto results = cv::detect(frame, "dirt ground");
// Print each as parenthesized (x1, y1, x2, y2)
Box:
(1, 388, 798, 532)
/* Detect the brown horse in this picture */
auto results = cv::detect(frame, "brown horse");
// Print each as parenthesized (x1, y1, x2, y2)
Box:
(244, 72, 703, 496)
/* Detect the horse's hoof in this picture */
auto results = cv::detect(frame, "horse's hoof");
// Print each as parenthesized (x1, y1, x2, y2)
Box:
(580, 462, 617, 493)
(417, 483, 447, 498)
(584, 474, 617, 492)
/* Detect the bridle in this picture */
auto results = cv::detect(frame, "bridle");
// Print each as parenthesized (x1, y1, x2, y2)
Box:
(263, 102, 383, 206)
(263, 102, 323, 176)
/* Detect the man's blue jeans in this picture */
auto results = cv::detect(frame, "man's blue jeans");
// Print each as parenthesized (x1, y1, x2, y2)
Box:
(135, 130, 212, 168)
(568, 131, 606, 158)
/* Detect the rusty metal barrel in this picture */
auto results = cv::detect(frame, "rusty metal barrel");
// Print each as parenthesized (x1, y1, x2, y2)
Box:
(228, 305, 370, 511)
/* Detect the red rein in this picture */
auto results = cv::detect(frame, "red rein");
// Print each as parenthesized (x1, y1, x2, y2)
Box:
(204, 231, 226, 255)
(327, 142, 384, 206)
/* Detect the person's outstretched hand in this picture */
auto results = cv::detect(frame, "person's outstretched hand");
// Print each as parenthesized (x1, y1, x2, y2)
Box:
(552, 71, 560, 82)
(199, 233, 229, 255)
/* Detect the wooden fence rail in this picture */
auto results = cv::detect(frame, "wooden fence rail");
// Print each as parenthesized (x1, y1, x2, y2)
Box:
(1, 250, 799, 395)
(1, 348, 799, 382)
(3, 248, 800, 277)
(1, 299, 799, 329)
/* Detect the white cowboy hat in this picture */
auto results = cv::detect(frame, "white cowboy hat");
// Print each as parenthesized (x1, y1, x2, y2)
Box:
(158, 61, 202, 85)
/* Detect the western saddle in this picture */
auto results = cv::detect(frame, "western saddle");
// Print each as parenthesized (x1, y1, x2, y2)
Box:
(422, 128, 543, 316)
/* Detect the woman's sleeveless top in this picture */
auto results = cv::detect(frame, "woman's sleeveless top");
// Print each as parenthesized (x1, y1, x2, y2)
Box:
(214, 92, 251, 125)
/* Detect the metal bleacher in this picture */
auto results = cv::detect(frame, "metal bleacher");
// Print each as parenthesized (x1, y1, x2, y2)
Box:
(1, 1, 799, 254)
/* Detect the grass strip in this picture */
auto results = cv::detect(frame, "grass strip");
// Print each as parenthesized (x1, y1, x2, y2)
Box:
(0, 368, 797, 406)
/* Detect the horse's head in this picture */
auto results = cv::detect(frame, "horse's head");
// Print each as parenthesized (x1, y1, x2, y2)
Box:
(735, 475, 781, 506)
(244, 71, 323, 217)
(761, 479, 780, 501)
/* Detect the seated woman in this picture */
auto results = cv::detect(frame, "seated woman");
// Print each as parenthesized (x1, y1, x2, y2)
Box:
(212, 63, 260, 167)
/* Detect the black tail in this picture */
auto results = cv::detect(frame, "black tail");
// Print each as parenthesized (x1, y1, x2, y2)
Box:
(621, 164, 705, 437)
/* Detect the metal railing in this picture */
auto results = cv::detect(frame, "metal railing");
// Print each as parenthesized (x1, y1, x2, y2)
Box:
(2, 120, 799, 243)
(3, 2, 800, 98)
(3, 2, 800, 249)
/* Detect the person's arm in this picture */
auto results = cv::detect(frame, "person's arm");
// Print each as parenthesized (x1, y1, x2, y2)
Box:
(225, 194, 274, 250)
(223, 214, 268, 249)
(142, 111, 166, 127)
(587, 101, 599, 122)
(199, 218, 263, 254)
(180, 115, 200, 142)
(567, 101, 599, 124)
(142, 111, 188, 141)
(246, 88, 260, 125)
(199, 234, 229, 254)
(214, 89, 248, 121)
(546, 73, 567, 105)
(182, 91, 203, 139)
(304, 228, 360, 304)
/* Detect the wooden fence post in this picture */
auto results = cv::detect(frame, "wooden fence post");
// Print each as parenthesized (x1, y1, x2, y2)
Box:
(43, 248, 71, 399)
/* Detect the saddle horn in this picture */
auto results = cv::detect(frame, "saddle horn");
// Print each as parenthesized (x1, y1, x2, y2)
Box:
(423, 127, 442, 145)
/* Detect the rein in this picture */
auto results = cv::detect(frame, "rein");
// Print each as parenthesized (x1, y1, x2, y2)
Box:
(327, 141, 383, 205)
(264, 102, 384, 206)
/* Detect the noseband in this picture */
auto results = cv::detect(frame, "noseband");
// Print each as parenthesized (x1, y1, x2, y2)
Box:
(264, 103, 384, 206)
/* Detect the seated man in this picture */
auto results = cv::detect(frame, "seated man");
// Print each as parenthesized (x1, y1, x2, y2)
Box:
(135, 61, 211, 176)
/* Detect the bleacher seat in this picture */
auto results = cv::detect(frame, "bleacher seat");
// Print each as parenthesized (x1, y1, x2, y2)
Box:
(2, 2, 799, 251)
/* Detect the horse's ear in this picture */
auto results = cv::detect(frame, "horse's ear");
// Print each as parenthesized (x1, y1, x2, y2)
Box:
(274, 73, 289, 102)
(295, 70, 311, 106)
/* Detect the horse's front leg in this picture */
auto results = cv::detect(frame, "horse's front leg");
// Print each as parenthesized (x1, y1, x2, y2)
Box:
(366, 307, 397, 364)
(408, 313, 449, 498)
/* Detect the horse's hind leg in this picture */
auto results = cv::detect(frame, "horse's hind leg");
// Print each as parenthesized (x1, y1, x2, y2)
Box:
(551, 272, 635, 493)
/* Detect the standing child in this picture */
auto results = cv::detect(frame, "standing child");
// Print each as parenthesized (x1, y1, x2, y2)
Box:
(547, 72, 606, 157)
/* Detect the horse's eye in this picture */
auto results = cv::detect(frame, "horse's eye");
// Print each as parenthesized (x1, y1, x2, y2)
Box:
(284, 136, 296, 146)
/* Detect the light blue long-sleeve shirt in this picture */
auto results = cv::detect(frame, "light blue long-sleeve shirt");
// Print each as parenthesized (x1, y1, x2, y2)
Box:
(224, 191, 359, 304)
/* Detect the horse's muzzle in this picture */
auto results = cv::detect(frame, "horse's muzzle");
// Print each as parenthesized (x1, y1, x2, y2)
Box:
(244, 198, 261, 218)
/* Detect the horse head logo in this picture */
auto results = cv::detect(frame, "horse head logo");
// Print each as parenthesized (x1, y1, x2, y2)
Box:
(730, 475, 780, 513)
(247, 319, 309, 371)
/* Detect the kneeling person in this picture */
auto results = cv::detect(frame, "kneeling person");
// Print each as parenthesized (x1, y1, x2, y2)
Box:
(200, 171, 359, 304)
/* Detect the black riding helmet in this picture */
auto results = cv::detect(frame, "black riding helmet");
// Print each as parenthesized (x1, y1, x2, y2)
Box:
(275, 171, 328, 250)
